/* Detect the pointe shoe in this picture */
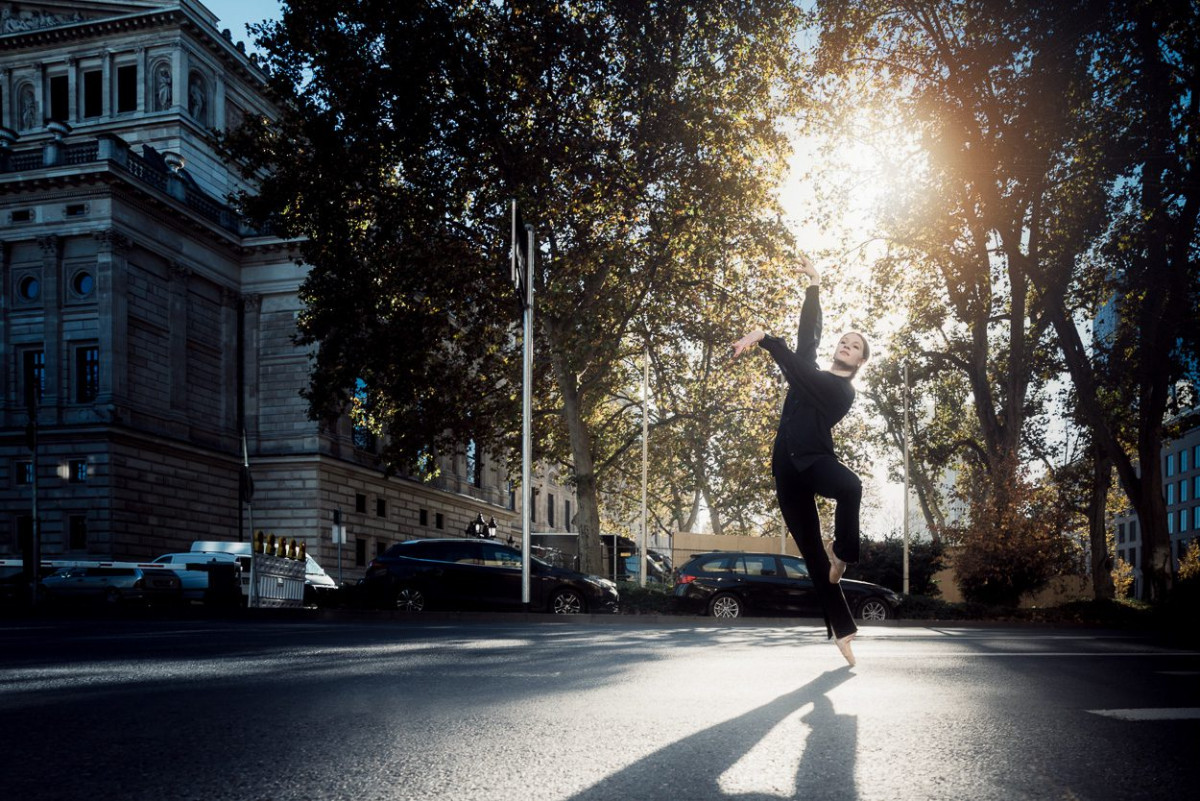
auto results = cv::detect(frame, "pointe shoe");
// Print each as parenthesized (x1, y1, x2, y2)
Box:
(825, 540, 846, 584)
(835, 633, 857, 667)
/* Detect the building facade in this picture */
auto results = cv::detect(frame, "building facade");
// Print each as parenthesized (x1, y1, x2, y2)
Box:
(1, 0, 575, 574)
(1112, 424, 1200, 598)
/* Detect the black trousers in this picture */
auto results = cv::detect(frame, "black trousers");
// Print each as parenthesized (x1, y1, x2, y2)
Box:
(773, 453, 862, 640)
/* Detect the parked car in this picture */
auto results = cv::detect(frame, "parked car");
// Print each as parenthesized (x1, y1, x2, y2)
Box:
(151, 552, 245, 602)
(363, 538, 620, 614)
(673, 551, 901, 620)
(40, 565, 182, 606)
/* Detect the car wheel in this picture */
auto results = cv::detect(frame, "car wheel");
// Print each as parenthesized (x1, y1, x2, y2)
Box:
(550, 588, 586, 614)
(858, 598, 891, 621)
(393, 586, 426, 612)
(708, 592, 744, 619)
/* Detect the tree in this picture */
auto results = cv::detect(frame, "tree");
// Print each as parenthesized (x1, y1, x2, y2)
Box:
(805, 0, 1199, 602)
(224, 1, 806, 574)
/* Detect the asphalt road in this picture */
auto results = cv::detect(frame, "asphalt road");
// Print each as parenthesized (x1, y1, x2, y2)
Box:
(1, 614, 1197, 801)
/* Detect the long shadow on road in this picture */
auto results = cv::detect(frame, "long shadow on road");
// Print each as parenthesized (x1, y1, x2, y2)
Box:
(565, 667, 858, 801)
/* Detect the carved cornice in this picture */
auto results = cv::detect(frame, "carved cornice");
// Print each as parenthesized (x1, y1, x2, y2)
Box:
(93, 227, 131, 254)
(36, 234, 58, 257)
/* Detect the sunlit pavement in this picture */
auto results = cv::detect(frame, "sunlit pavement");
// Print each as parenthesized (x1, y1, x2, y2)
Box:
(1, 617, 1196, 801)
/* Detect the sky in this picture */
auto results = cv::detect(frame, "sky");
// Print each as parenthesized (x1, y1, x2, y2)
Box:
(199, 0, 283, 52)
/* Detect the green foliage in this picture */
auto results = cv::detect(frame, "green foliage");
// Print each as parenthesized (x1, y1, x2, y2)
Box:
(1178, 540, 1200, 582)
(949, 456, 1076, 607)
(223, 1, 808, 574)
(845, 534, 947, 596)
(1111, 554, 1135, 600)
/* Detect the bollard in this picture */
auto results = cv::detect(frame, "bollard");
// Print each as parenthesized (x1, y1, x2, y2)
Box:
(267, 533, 276, 556)
(254, 530, 265, 554)
(299, 541, 307, 561)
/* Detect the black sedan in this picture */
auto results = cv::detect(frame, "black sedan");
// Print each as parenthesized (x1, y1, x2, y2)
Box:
(363, 538, 619, 614)
(673, 551, 901, 620)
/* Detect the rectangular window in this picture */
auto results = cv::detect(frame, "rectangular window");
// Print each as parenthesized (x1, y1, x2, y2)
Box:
(355, 538, 367, 567)
(69, 459, 88, 483)
(23, 349, 45, 408)
(1183, 449, 1191, 473)
(530, 494, 536, 523)
(1195, 476, 1200, 500)
(1129, 546, 1137, 568)
(564, 500, 571, 532)
(75, 346, 100, 403)
(15, 461, 34, 485)
(1130, 520, 1138, 539)
(49, 74, 68, 121)
(82, 70, 102, 118)
(466, 440, 481, 488)
(435, 513, 444, 530)
(68, 515, 88, 550)
(508, 482, 516, 511)
(355, 493, 367, 514)
(115, 65, 137, 112)
(375, 541, 386, 559)
(1118, 523, 1126, 544)
(376, 498, 386, 518)
(1184, 480, 1191, 504)
(1181, 507, 1190, 533)
(1168, 513, 1175, 534)
(419, 508, 428, 527)
(547, 493, 555, 528)
(1167, 483, 1176, 505)
(1195, 445, 1200, 471)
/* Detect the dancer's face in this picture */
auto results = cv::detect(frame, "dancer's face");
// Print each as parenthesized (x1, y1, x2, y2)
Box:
(832, 333, 867, 370)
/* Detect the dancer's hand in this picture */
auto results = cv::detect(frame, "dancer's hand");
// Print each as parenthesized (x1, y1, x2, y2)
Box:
(732, 329, 765, 358)
(798, 253, 820, 285)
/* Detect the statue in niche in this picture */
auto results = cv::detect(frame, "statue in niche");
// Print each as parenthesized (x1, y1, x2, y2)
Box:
(19, 85, 37, 130)
(155, 64, 172, 111)
(188, 73, 206, 121)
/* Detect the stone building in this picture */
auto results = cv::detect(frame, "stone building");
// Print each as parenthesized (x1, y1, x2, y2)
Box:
(1, 0, 575, 574)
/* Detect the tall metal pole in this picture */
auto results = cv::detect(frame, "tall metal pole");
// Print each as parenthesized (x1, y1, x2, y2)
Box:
(903, 362, 911, 595)
(639, 348, 649, 588)
(520, 221, 534, 607)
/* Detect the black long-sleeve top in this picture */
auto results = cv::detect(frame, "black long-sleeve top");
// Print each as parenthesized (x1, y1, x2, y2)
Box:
(759, 285, 855, 473)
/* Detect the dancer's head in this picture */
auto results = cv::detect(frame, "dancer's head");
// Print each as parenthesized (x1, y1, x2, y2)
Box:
(832, 332, 870, 378)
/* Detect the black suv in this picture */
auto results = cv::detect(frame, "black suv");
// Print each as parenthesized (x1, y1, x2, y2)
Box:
(363, 538, 619, 614)
(673, 551, 901, 620)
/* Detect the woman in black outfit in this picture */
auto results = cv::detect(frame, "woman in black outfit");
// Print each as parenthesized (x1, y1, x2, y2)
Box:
(732, 255, 869, 666)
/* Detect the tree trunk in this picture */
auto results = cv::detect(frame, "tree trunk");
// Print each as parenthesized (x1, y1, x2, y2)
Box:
(548, 346, 604, 576)
(1040, 298, 1173, 601)
(1089, 452, 1116, 600)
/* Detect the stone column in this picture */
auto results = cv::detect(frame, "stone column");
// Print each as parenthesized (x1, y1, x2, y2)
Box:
(37, 236, 61, 417)
(242, 293, 262, 444)
(168, 262, 191, 416)
(0, 238, 10, 425)
(221, 286, 239, 432)
(1, 69, 10, 130)
(136, 48, 146, 113)
(66, 57, 77, 121)
(102, 50, 113, 117)
(93, 229, 131, 410)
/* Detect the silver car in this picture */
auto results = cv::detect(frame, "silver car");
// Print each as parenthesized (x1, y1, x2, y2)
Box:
(41, 565, 182, 605)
